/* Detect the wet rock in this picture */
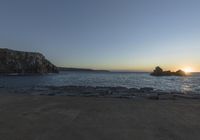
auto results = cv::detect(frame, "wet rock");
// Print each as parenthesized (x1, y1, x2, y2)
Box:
(174, 94, 200, 99)
(129, 88, 139, 92)
(146, 93, 159, 100)
(140, 87, 154, 92)
(110, 87, 128, 92)
(47, 93, 55, 96)
(95, 87, 112, 96)
(95, 87, 110, 91)
(158, 94, 175, 100)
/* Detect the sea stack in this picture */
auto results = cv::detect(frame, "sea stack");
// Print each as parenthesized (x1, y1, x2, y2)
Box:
(0, 48, 58, 74)
(151, 66, 186, 76)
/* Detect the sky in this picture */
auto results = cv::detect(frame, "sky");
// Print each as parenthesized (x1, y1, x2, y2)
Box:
(0, 0, 200, 72)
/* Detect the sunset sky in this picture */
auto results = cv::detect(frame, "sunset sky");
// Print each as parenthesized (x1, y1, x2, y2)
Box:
(0, 0, 200, 72)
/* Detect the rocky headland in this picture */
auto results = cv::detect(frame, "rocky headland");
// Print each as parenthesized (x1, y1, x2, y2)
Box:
(0, 48, 58, 74)
(151, 66, 186, 76)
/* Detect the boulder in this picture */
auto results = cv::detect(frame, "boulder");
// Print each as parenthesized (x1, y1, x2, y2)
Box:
(0, 48, 58, 74)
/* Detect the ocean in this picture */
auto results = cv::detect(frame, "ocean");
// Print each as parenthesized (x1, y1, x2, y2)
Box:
(0, 71, 200, 94)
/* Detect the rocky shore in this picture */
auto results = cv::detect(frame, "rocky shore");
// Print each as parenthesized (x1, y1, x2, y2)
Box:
(2, 85, 200, 100)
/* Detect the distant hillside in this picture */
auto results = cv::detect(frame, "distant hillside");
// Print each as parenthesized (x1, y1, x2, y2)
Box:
(59, 67, 110, 72)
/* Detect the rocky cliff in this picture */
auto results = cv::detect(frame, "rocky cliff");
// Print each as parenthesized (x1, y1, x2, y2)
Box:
(0, 48, 58, 74)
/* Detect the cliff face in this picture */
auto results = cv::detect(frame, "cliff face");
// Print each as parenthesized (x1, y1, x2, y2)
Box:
(0, 48, 58, 74)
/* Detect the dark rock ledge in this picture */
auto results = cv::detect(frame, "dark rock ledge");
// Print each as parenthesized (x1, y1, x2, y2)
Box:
(4, 86, 200, 100)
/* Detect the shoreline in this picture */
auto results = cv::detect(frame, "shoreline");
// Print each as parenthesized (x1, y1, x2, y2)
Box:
(1, 85, 200, 100)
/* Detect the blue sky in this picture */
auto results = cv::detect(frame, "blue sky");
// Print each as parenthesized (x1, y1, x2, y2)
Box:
(0, 0, 200, 71)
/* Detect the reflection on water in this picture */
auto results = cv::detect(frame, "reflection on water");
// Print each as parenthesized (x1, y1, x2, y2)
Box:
(0, 72, 200, 94)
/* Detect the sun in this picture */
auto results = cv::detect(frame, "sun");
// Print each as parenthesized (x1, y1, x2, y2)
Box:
(183, 67, 193, 73)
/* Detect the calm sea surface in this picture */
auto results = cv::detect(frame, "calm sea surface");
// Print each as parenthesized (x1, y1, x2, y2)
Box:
(0, 72, 200, 94)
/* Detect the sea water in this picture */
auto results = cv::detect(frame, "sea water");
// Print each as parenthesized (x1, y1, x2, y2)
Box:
(0, 72, 200, 94)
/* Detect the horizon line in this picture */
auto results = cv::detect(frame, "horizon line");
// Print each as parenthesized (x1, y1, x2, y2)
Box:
(58, 67, 200, 73)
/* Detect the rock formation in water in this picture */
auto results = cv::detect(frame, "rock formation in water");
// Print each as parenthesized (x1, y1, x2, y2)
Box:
(0, 48, 58, 74)
(151, 66, 186, 76)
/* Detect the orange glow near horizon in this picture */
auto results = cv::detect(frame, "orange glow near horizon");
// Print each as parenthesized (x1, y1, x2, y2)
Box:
(111, 66, 199, 73)
(182, 67, 194, 73)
